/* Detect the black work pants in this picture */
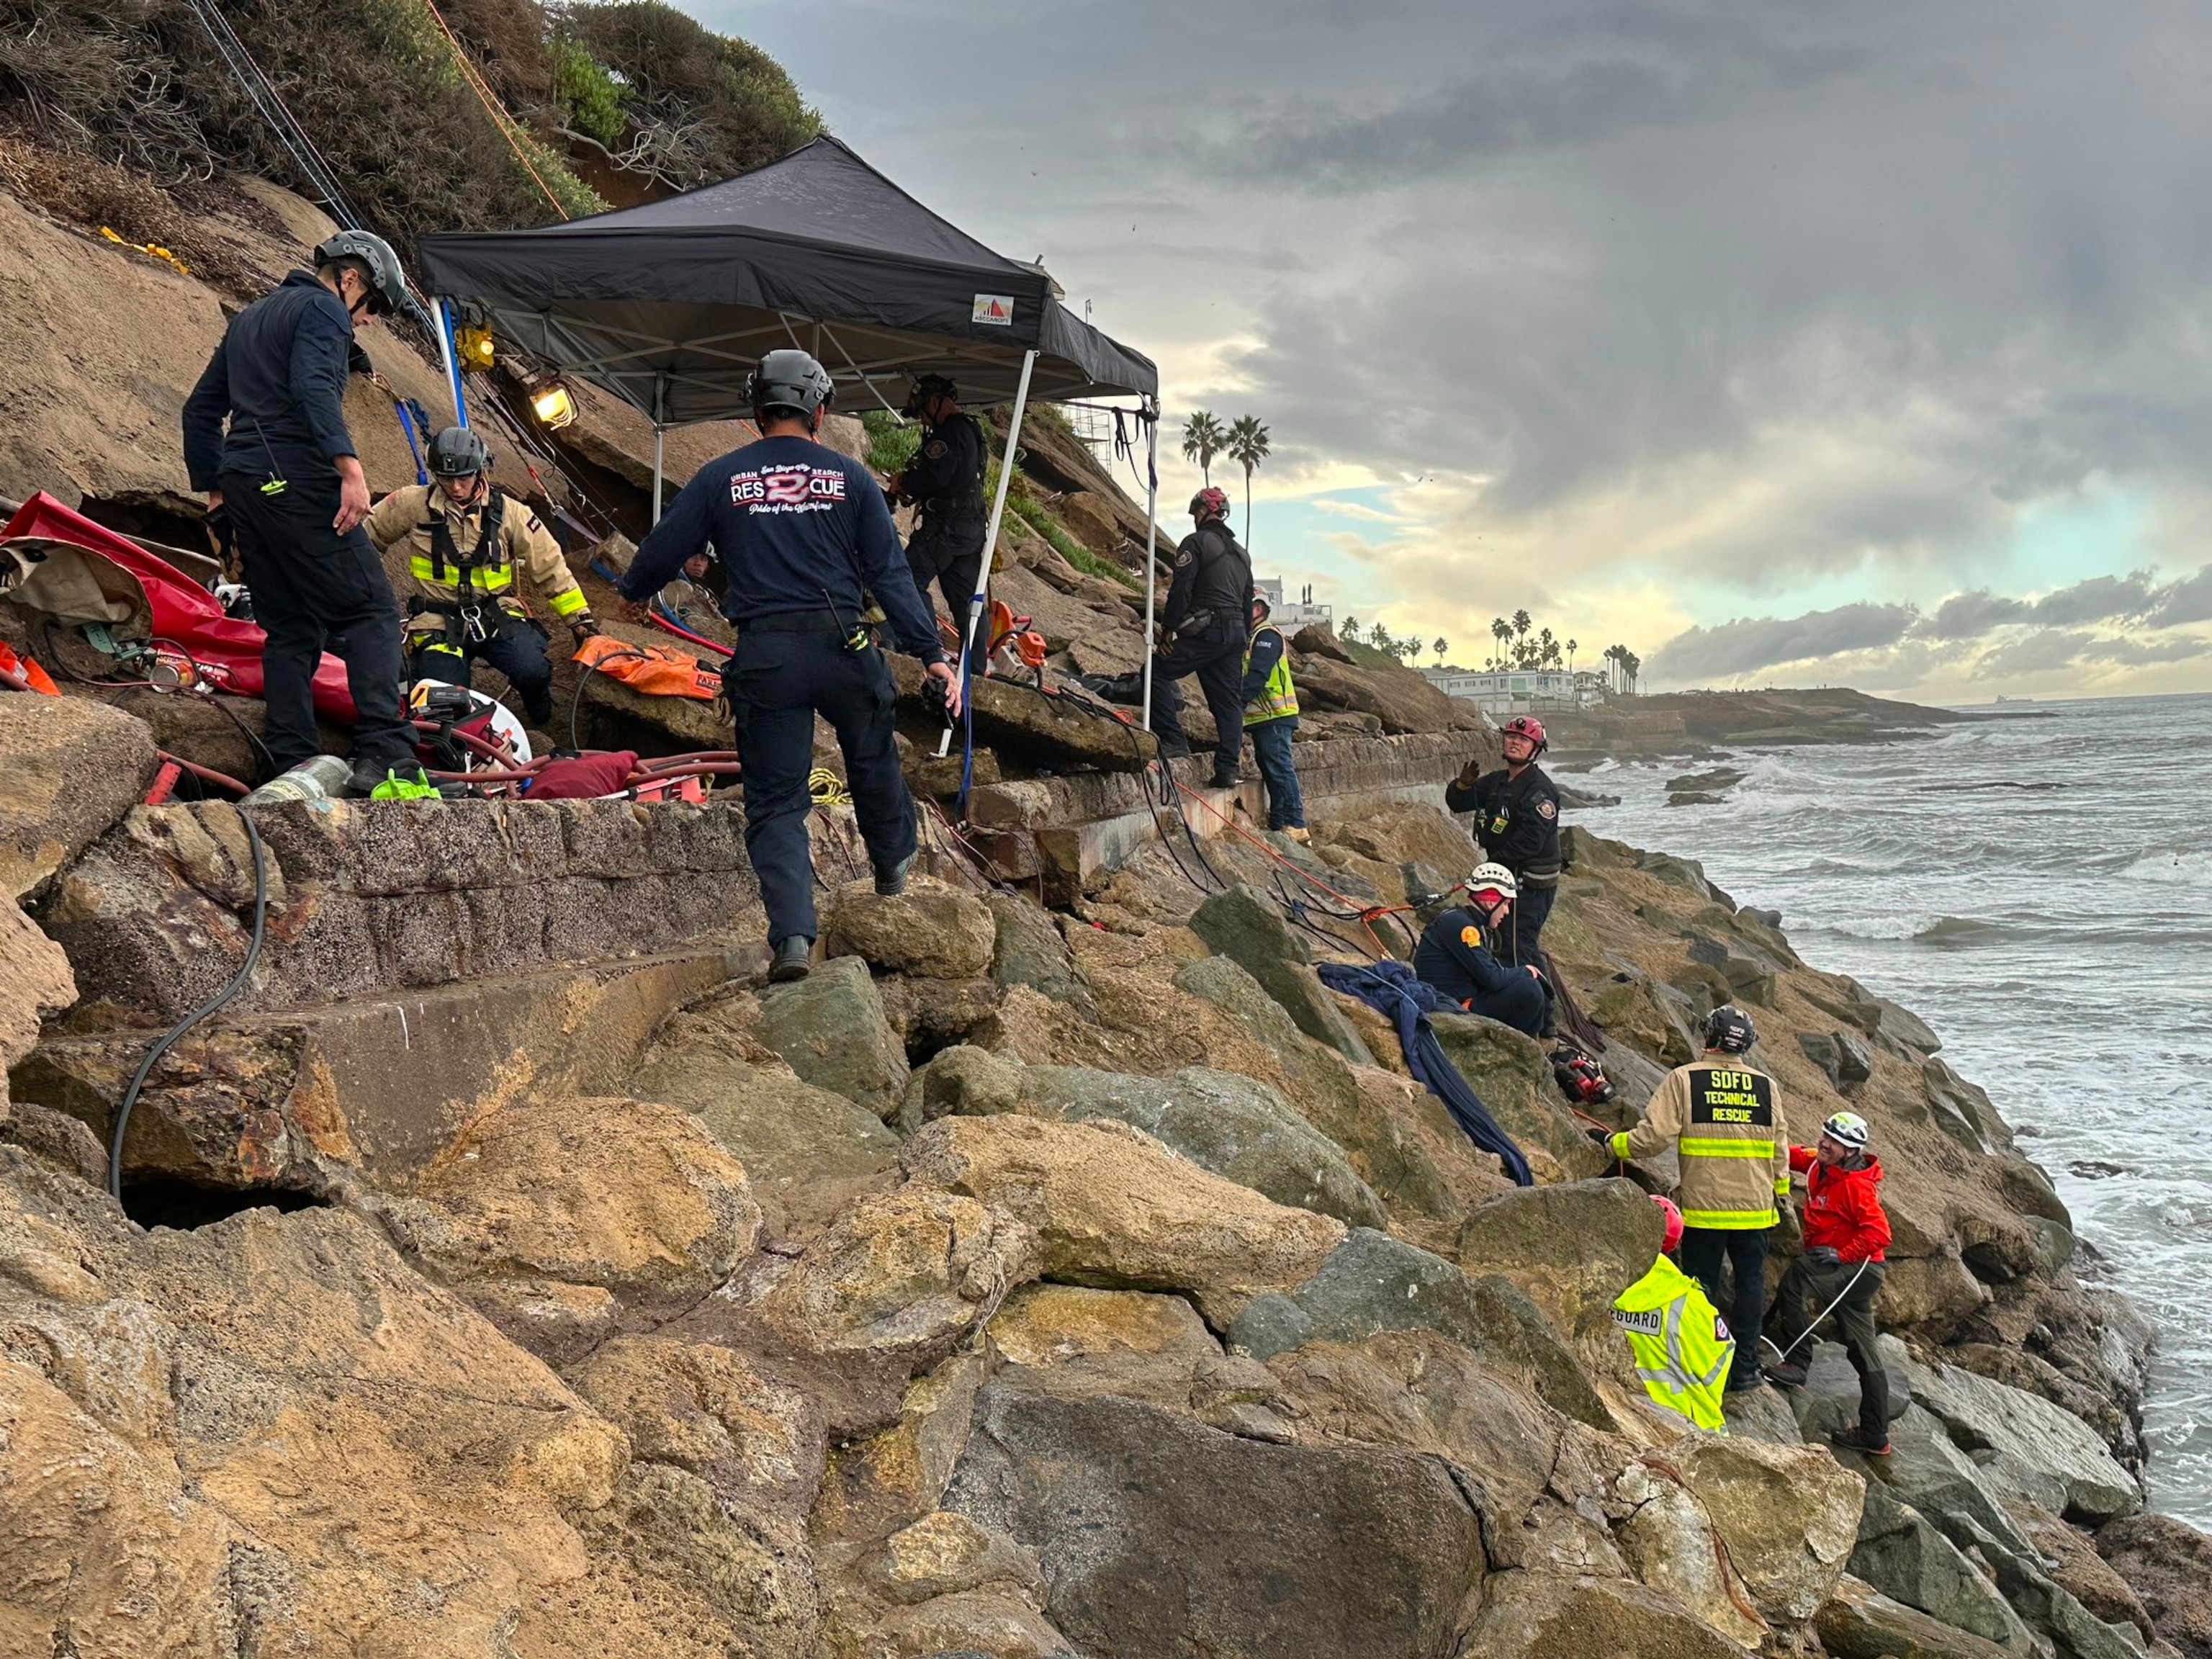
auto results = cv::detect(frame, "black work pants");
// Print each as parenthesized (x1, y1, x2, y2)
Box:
(1772, 1255, 1890, 1436)
(1464, 971, 1547, 1035)
(1506, 882, 1556, 967)
(1148, 620, 1247, 783)
(1679, 1226, 1770, 1390)
(724, 613, 916, 948)
(907, 518, 986, 670)
(221, 472, 413, 771)
(407, 611, 554, 724)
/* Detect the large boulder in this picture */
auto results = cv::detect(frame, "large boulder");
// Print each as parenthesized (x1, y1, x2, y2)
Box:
(1906, 1357, 2141, 1524)
(0, 695, 158, 900)
(759, 953, 912, 1120)
(1611, 1456, 1766, 1647)
(1586, 972, 1699, 1066)
(1, 899, 74, 1128)
(945, 1388, 1484, 1659)
(1226, 1228, 1612, 1429)
(984, 1282, 1229, 1413)
(825, 879, 996, 979)
(986, 893, 1094, 1013)
(1817, 1575, 2023, 1659)
(2096, 1513, 2212, 1659)
(1428, 1014, 1611, 1183)
(382, 1094, 760, 1316)
(1670, 1434, 1865, 1627)
(992, 1061, 1389, 1231)
(1456, 1178, 1663, 1335)
(1188, 884, 1373, 1064)
(899, 1115, 1345, 1326)
(1463, 1572, 1749, 1659)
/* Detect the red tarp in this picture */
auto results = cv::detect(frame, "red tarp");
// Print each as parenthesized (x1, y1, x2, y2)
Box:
(0, 492, 356, 721)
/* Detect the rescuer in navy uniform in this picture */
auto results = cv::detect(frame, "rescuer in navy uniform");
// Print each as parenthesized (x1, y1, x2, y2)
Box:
(181, 230, 423, 794)
(889, 373, 987, 662)
(1151, 486, 1254, 788)
(1446, 714, 1563, 966)
(617, 350, 961, 984)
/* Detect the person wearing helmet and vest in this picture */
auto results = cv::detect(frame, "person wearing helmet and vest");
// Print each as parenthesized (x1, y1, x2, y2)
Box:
(1765, 1111, 1894, 1455)
(615, 350, 960, 985)
(1444, 715, 1563, 966)
(1614, 1193, 1737, 1433)
(1601, 1004, 1788, 1395)
(1150, 487, 1254, 788)
(181, 230, 426, 796)
(1240, 593, 1305, 842)
(889, 374, 988, 667)
(363, 426, 595, 727)
(1413, 863, 1550, 1035)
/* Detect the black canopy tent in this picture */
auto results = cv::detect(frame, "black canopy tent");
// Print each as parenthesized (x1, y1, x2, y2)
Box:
(417, 135, 1170, 737)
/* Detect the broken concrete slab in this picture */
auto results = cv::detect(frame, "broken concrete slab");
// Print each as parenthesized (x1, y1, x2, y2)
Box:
(0, 694, 158, 900)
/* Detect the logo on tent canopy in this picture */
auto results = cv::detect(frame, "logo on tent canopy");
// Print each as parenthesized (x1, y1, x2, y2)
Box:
(972, 294, 1015, 325)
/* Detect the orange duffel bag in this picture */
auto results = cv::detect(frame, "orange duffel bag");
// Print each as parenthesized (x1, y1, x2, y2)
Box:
(574, 634, 721, 701)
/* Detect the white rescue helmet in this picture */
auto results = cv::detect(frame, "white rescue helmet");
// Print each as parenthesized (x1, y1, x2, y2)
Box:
(1821, 1110, 1871, 1150)
(1467, 861, 1518, 904)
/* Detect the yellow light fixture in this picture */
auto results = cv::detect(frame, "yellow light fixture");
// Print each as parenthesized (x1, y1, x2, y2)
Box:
(530, 382, 577, 429)
(455, 325, 495, 368)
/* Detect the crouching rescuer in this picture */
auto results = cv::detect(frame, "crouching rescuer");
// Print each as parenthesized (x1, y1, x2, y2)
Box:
(365, 426, 595, 726)
(1765, 1110, 1894, 1455)
(1413, 863, 1550, 1036)
(613, 349, 961, 984)
(1614, 1194, 1736, 1433)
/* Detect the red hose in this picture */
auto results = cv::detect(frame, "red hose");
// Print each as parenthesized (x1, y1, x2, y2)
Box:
(144, 760, 184, 804)
(409, 719, 521, 763)
(158, 752, 250, 796)
(649, 611, 734, 658)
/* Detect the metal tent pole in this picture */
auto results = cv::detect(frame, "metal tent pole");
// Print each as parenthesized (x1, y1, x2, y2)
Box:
(435, 299, 467, 426)
(938, 347, 1037, 762)
(651, 374, 667, 525)
(1139, 398, 1161, 732)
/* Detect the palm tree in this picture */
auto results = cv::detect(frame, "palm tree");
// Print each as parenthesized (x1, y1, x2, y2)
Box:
(1341, 615, 1361, 642)
(1432, 636, 1448, 665)
(1565, 637, 1578, 675)
(1180, 411, 1226, 486)
(1225, 415, 1271, 543)
(1370, 621, 1395, 656)
(1622, 649, 1641, 695)
(1511, 609, 1532, 662)
(1537, 627, 1557, 670)
(1491, 617, 1512, 664)
(1604, 644, 1622, 693)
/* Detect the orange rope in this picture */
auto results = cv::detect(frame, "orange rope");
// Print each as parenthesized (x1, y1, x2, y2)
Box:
(418, 0, 570, 220)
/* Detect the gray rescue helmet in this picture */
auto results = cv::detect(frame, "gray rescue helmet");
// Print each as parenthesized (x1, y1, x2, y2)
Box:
(427, 425, 491, 480)
(312, 230, 418, 322)
(748, 349, 835, 419)
(903, 372, 958, 415)
(1703, 1004, 1756, 1054)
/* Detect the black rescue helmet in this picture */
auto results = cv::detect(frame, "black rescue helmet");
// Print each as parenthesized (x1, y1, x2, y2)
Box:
(749, 349, 835, 418)
(1703, 1004, 1757, 1055)
(312, 230, 418, 323)
(427, 425, 491, 480)
(903, 373, 958, 416)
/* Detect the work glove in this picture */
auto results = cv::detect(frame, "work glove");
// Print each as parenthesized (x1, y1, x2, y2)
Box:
(1803, 1244, 1843, 1267)
(1455, 758, 1484, 790)
(569, 611, 599, 646)
(1585, 1124, 1617, 1145)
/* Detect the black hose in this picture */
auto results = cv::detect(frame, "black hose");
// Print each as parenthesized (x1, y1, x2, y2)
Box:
(568, 646, 649, 753)
(108, 810, 268, 1204)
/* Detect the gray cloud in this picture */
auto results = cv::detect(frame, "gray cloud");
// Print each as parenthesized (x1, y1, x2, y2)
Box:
(2079, 635, 2211, 665)
(2031, 570, 2157, 625)
(2150, 562, 2212, 626)
(1923, 590, 2030, 639)
(1976, 629, 2095, 677)
(1645, 603, 1919, 681)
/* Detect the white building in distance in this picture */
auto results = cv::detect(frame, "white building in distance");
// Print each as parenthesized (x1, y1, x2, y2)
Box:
(1421, 666, 1606, 717)
(1256, 577, 1332, 631)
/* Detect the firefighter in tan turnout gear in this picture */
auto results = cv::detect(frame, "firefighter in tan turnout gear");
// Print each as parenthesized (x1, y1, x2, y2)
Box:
(1599, 1004, 1789, 1395)
(364, 425, 595, 726)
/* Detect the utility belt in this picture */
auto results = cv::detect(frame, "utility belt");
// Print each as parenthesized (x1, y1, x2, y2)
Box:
(1171, 608, 1238, 639)
(408, 594, 527, 644)
(1515, 863, 1563, 891)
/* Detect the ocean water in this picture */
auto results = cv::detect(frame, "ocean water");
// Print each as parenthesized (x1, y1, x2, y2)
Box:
(1573, 691, 2212, 1525)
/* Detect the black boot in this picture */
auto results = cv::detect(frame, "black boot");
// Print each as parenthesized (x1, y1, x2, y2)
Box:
(875, 852, 916, 897)
(768, 936, 813, 984)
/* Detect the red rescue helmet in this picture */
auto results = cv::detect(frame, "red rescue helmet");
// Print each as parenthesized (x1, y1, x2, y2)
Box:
(1650, 1192, 1683, 1254)
(1501, 715, 1547, 754)
(1190, 487, 1231, 521)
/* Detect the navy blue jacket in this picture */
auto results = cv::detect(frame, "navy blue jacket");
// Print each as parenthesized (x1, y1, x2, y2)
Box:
(1413, 905, 1521, 1006)
(621, 436, 945, 663)
(182, 272, 359, 492)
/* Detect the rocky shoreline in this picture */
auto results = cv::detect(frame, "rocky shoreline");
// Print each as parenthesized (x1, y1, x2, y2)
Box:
(4, 686, 2207, 1658)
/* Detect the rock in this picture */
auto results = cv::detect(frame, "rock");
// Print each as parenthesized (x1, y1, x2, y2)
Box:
(826, 879, 996, 979)
(626, 1045, 901, 1231)
(876, 1591, 1074, 1658)
(760, 954, 912, 1120)
(1456, 1178, 1664, 1336)
(1187, 884, 1374, 1064)
(752, 1187, 1039, 1359)
(2097, 1513, 2212, 1659)
(1869, 996, 1942, 1057)
(945, 1388, 1484, 1659)
(888, 652, 1157, 771)
(1843, 1401, 2036, 1560)
(985, 894, 1094, 1014)
(0, 1357, 238, 1656)
(0, 1099, 107, 1184)
(1848, 1481, 2041, 1653)
(1637, 850, 1721, 901)
(1289, 652, 1482, 734)
(1907, 1357, 2142, 1523)
(1665, 791, 1725, 806)
(1947, 1509, 2149, 1659)
(1226, 1228, 1613, 1429)
(1671, 1434, 1866, 1624)
(2006, 1500, 2157, 1646)
(862, 1510, 1047, 1607)
(985, 1282, 1226, 1411)
(1292, 622, 1352, 662)
(1799, 1031, 1845, 1087)
(385, 1094, 761, 1310)
(1817, 1575, 2025, 1659)
(1464, 1572, 1749, 1658)
(1722, 1386, 1806, 1444)
(0, 695, 159, 899)
(899, 1115, 1345, 1326)
(1428, 1014, 1611, 1182)
(1, 897, 75, 1125)
(1613, 1455, 1766, 1647)
(1000, 1061, 1389, 1231)
(1586, 972, 1700, 1066)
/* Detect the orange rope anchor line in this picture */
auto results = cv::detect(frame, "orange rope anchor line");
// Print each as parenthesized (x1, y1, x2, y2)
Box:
(418, 0, 570, 220)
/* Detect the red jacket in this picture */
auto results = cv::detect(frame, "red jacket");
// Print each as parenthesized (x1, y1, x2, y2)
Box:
(1790, 1146, 1891, 1262)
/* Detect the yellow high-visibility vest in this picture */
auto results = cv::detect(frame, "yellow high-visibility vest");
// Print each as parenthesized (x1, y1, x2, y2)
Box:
(1243, 624, 1299, 727)
(1612, 1254, 1735, 1432)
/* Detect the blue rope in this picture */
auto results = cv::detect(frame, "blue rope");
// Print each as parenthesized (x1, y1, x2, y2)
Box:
(393, 399, 428, 486)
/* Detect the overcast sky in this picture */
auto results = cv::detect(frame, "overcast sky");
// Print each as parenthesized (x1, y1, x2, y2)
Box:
(696, 0, 2212, 701)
